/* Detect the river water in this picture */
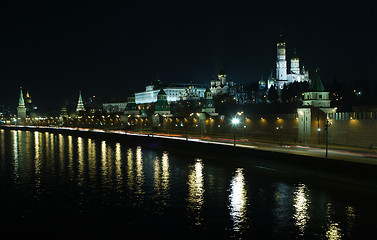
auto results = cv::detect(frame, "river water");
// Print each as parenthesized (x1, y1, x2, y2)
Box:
(0, 128, 376, 239)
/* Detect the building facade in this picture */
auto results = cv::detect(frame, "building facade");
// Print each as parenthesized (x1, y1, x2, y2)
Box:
(17, 87, 26, 123)
(210, 66, 247, 104)
(103, 100, 127, 113)
(297, 70, 335, 144)
(135, 81, 207, 104)
(276, 35, 310, 90)
(259, 35, 310, 92)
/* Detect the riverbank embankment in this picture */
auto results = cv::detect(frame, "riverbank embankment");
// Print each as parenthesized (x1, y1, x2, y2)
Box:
(2, 125, 377, 188)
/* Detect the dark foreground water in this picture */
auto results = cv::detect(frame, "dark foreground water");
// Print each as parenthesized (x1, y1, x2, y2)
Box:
(0, 129, 377, 239)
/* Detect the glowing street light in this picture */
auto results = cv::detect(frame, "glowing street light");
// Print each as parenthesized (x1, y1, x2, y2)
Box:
(232, 118, 240, 125)
(232, 117, 240, 147)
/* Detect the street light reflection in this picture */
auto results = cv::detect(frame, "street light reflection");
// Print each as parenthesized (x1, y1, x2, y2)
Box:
(326, 203, 343, 240)
(187, 158, 204, 226)
(293, 183, 310, 236)
(229, 168, 248, 232)
(115, 143, 122, 192)
(153, 152, 170, 214)
(135, 146, 145, 202)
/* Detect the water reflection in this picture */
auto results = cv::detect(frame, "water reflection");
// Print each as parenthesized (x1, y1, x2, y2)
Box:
(87, 139, 96, 182)
(187, 158, 204, 225)
(0, 130, 5, 173)
(34, 132, 41, 196)
(68, 135, 73, 179)
(12, 131, 19, 180)
(58, 134, 64, 172)
(326, 203, 342, 240)
(345, 206, 356, 238)
(127, 148, 134, 191)
(153, 152, 170, 214)
(115, 143, 122, 192)
(135, 146, 144, 199)
(78, 137, 84, 186)
(293, 183, 310, 236)
(101, 141, 108, 183)
(0, 129, 372, 239)
(229, 168, 248, 232)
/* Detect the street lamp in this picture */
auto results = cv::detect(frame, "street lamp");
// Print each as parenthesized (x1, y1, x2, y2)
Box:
(232, 117, 240, 146)
(325, 118, 332, 158)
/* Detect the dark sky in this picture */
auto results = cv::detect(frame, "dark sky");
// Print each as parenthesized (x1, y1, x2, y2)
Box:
(1, 1, 376, 109)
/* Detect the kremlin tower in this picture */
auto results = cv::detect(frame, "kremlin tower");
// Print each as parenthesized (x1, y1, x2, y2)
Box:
(76, 91, 86, 112)
(17, 87, 27, 123)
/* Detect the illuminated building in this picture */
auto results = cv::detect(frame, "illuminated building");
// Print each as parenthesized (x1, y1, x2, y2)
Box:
(76, 91, 86, 112)
(154, 89, 171, 116)
(103, 100, 127, 113)
(210, 65, 246, 104)
(124, 93, 140, 116)
(302, 69, 331, 108)
(275, 34, 310, 90)
(297, 70, 335, 144)
(201, 88, 218, 116)
(135, 79, 207, 104)
(259, 34, 310, 92)
(17, 87, 26, 123)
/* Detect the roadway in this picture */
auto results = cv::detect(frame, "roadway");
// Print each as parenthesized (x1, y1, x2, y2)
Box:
(4, 125, 377, 166)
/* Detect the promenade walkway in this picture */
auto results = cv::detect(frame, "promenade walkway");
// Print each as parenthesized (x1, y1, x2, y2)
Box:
(3, 125, 377, 165)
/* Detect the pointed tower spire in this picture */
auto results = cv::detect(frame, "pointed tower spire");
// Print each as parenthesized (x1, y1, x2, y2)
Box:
(18, 87, 25, 107)
(76, 90, 86, 112)
(17, 87, 27, 123)
(303, 69, 329, 106)
(309, 68, 325, 92)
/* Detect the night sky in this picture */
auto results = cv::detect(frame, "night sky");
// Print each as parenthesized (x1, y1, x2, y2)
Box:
(1, 1, 376, 110)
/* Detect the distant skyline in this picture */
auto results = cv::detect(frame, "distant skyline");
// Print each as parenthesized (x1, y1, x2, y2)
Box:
(1, 1, 376, 109)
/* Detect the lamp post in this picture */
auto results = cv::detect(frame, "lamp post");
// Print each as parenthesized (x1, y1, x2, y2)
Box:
(232, 117, 240, 147)
(325, 118, 332, 159)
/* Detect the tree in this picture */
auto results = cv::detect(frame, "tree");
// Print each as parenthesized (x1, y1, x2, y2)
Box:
(281, 84, 289, 103)
(267, 85, 279, 103)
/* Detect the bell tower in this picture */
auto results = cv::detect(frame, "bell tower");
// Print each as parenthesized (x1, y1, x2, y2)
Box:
(276, 34, 287, 81)
(290, 48, 300, 75)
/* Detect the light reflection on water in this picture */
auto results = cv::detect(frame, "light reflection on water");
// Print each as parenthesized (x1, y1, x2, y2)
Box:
(135, 146, 145, 201)
(153, 152, 170, 214)
(0, 129, 373, 238)
(293, 183, 310, 236)
(187, 158, 204, 225)
(229, 168, 248, 232)
(326, 203, 343, 240)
